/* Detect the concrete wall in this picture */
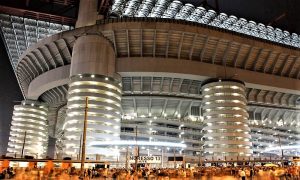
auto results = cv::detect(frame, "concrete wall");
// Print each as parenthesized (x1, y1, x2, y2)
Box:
(0, 38, 23, 155)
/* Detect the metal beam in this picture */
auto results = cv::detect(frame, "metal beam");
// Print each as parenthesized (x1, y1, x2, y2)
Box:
(262, 51, 273, 73)
(189, 34, 197, 60)
(61, 85, 68, 94)
(278, 93, 285, 106)
(22, 17, 28, 49)
(165, 31, 170, 58)
(150, 76, 153, 93)
(186, 80, 193, 95)
(211, 39, 220, 64)
(233, 44, 242, 67)
(263, 91, 270, 104)
(178, 79, 184, 93)
(47, 89, 57, 103)
(287, 94, 295, 107)
(51, 88, 61, 101)
(32, 50, 49, 71)
(112, 30, 118, 57)
(49, 42, 65, 66)
(17, 67, 27, 83)
(279, 55, 290, 76)
(271, 109, 281, 122)
(130, 77, 133, 94)
(251, 48, 263, 71)
(160, 77, 164, 93)
(27, 53, 44, 72)
(287, 111, 295, 124)
(184, 101, 193, 117)
(133, 97, 137, 115)
(169, 78, 174, 93)
(173, 100, 183, 118)
(246, 88, 253, 101)
(18, 63, 32, 83)
(152, 30, 156, 57)
(253, 107, 258, 120)
(42, 93, 53, 103)
(272, 92, 279, 104)
(23, 56, 39, 77)
(126, 29, 130, 57)
(288, 57, 298, 78)
(261, 108, 269, 120)
(243, 46, 254, 69)
(222, 41, 231, 66)
(140, 77, 143, 92)
(255, 89, 262, 102)
(161, 99, 168, 117)
(200, 36, 209, 62)
(62, 38, 72, 63)
(177, 32, 184, 59)
(282, 111, 289, 122)
(271, 53, 282, 74)
(266, 109, 274, 121)
(9, 16, 21, 57)
(148, 98, 152, 115)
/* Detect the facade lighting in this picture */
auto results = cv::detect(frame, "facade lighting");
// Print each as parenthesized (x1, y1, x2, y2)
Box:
(63, 74, 122, 157)
(6, 101, 48, 158)
(201, 79, 252, 160)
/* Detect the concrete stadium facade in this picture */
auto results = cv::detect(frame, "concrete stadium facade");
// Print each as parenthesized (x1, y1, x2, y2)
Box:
(2, 0, 300, 165)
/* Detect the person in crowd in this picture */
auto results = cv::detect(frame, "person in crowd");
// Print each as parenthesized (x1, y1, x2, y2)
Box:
(240, 168, 246, 180)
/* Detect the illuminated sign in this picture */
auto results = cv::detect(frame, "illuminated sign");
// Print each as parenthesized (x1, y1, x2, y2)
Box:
(19, 162, 29, 167)
(37, 162, 46, 167)
(129, 156, 161, 164)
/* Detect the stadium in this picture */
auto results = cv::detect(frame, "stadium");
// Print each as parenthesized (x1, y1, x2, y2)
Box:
(1, 0, 299, 167)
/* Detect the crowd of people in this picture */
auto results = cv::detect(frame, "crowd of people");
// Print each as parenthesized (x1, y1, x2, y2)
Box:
(0, 165, 300, 179)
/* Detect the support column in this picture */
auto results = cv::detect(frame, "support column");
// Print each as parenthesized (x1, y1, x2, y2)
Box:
(64, 74, 122, 157)
(76, 0, 101, 28)
(201, 79, 252, 160)
(6, 100, 48, 158)
(63, 35, 121, 159)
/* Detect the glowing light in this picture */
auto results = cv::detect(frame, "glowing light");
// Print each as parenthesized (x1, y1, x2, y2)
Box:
(106, 107, 113, 110)
(202, 81, 250, 156)
(106, 99, 114, 103)
(89, 141, 187, 148)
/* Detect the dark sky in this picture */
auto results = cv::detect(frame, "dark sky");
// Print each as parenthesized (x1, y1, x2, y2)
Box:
(0, 38, 23, 155)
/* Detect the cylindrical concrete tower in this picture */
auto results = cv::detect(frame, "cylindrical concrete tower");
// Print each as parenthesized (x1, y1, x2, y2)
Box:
(201, 79, 252, 160)
(63, 34, 122, 159)
(7, 100, 48, 158)
(63, 74, 122, 158)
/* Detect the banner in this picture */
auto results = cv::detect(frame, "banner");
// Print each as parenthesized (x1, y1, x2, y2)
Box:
(129, 156, 161, 164)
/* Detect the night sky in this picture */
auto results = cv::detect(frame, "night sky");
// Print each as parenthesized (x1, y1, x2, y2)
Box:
(0, 37, 23, 155)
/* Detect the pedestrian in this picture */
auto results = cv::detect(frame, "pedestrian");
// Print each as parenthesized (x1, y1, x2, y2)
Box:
(249, 167, 254, 180)
(240, 169, 246, 180)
